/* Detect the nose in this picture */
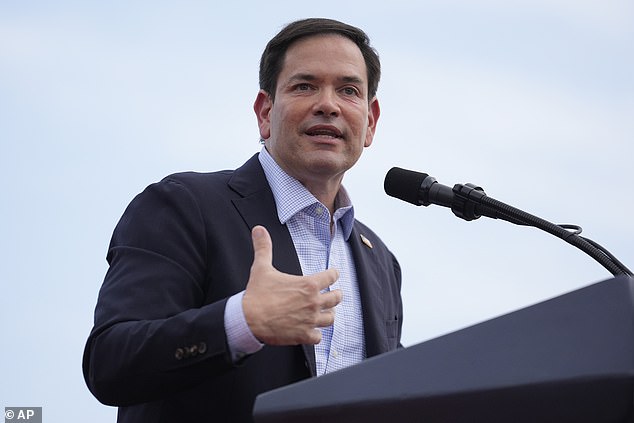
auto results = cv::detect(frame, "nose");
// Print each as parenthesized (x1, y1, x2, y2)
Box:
(312, 88, 340, 117)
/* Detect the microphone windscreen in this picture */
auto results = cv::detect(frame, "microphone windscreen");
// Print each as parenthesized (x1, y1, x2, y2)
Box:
(384, 167, 427, 206)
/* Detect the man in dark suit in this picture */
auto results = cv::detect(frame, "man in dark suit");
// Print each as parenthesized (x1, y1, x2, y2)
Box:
(83, 18, 403, 422)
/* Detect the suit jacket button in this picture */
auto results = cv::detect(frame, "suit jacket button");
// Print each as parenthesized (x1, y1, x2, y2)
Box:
(198, 342, 207, 354)
(175, 348, 184, 360)
(189, 345, 198, 357)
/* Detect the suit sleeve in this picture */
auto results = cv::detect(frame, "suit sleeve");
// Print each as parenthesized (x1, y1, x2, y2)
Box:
(83, 178, 236, 406)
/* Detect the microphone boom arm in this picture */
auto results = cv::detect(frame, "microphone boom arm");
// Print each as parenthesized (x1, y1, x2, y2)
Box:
(451, 183, 633, 277)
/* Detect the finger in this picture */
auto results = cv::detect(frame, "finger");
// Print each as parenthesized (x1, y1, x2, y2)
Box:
(320, 289, 342, 310)
(305, 328, 323, 345)
(314, 268, 339, 291)
(315, 308, 336, 328)
(251, 225, 273, 268)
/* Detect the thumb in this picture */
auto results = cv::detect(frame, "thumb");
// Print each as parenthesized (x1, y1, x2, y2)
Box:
(251, 225, 273, 268)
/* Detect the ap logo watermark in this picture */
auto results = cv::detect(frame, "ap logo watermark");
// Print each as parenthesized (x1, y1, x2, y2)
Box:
(4, 408, 42, 423)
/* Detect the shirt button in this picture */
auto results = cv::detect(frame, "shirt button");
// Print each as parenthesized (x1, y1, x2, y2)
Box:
(315, 207, 323, 215)
(331, 348, 338, 358)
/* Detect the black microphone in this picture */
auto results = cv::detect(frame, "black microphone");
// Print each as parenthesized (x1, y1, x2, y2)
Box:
(384, 167, 494, 221)
(384, 167, 633, 276)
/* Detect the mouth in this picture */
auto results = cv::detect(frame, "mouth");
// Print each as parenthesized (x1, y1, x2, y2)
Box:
(305, 125, 343, 139)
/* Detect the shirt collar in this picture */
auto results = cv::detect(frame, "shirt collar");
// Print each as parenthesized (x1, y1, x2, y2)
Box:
(258, 147, 355, 240)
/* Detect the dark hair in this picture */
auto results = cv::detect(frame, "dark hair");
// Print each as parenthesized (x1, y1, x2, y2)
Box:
(259, 18, 381, 101)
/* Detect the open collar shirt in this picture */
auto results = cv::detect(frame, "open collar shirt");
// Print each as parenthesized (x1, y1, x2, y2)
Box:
(223, 147, 366, 375)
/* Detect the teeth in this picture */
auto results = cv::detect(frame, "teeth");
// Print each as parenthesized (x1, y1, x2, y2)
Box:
(309, 130, 339, 137)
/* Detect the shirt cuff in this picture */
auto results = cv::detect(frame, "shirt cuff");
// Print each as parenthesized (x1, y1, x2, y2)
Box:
(224, 291, 264, 362)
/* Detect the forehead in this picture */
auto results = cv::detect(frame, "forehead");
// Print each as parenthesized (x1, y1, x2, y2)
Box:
(279, 34, 367, 83)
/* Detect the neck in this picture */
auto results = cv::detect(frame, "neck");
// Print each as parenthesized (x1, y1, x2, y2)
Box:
(301, 178, 341, 217)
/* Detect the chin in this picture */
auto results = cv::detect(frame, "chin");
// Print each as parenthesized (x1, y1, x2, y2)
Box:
(307, 159, 350, 176)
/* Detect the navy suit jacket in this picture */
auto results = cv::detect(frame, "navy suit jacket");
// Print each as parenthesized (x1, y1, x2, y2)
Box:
(83, 154, 403, 422)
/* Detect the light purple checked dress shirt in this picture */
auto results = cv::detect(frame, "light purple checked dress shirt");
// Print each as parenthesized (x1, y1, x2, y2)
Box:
(224, 147, 366, 375)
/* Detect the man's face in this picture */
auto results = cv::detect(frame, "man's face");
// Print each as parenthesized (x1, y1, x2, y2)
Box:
(254, 34, 380, 188)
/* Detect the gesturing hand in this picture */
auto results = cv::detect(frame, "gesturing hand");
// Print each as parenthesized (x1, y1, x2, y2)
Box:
(242, 225, 342, 345)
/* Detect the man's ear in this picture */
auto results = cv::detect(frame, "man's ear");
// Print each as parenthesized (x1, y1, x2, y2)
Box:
(253, 90, 273, 140)
(364, 97, 381, 148)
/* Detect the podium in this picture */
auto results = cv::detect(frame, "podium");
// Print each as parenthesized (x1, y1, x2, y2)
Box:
(253, 275, 634, 422)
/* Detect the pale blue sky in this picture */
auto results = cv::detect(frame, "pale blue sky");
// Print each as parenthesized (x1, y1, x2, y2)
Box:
(1, 1, 632, 421)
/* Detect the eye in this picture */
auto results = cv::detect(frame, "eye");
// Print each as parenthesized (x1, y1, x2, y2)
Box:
(295, 83, 313, 92)
(341, 86, 359, 96)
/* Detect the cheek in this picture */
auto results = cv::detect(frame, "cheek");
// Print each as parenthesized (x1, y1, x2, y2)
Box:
(349, 107, 369, 131)
(350, 119, 368, 142)
(270, 105, 296, 135)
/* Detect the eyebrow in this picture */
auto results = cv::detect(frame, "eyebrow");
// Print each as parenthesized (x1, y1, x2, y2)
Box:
(288, 73, 365, 85)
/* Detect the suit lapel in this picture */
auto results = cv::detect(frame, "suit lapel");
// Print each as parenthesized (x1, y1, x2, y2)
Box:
(349, 224, 388, 358)
(228, 154, 301, 275)
(227, 154, 317, 376)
